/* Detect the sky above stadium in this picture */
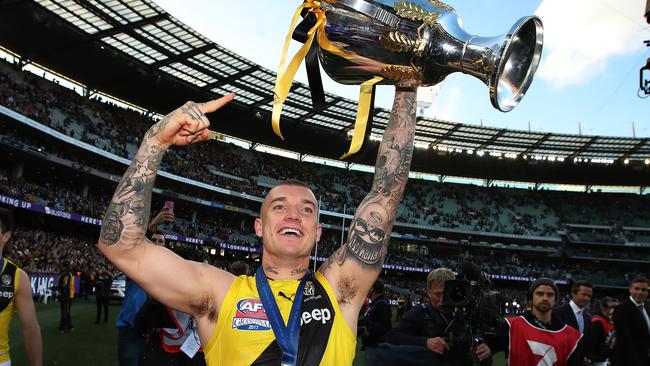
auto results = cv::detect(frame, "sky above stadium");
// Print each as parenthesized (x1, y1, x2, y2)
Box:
(154, 0, 650, 138)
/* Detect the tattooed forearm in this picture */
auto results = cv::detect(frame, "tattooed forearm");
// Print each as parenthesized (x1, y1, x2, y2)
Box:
(99, 133, 166, 247)
(333, 88, 417, 270)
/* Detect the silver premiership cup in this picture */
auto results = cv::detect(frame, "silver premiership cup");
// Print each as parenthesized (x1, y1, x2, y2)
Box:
(315, 0, 543, 111)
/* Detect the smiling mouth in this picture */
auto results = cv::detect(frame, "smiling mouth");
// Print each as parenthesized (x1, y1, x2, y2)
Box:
(278, 228, 304, 237)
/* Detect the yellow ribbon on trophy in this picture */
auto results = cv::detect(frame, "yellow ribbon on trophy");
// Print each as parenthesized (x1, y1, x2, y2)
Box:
(272, 1, 383, 159)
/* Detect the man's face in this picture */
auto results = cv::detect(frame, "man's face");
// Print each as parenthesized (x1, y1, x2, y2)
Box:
(428, 282, 444, 308)
(531, 285, 556, 314)
(255, 184, 322, 258)
(151, 234, 165, 246)
(0, 230, 11, 247)
(629, 281, 649, 303)
(571, 285, 593, 308)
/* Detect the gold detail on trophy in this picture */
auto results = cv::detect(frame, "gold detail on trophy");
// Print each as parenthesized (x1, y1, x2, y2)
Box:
(380, 31, 417, 53)
(393, 1, 440, 27)
(427, 0, 454, 12)
(379, 65, 422, 81)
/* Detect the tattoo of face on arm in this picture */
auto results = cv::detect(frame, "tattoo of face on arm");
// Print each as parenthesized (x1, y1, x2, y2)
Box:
(99, 137, 165, 246)
(332, 89, 417, 271)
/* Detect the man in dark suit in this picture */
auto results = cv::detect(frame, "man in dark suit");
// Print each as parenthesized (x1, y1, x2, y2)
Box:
(612, 275, 650, 366)
(555, 280, 593, 366)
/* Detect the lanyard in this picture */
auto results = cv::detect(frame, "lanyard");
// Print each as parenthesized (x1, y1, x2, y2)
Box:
(255, 266, 309, 366)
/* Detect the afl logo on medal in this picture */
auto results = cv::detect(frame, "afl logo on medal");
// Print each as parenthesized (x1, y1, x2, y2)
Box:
(1, 274, 10, 286)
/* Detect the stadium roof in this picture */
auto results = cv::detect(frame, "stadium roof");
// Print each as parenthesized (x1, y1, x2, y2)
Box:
(0, 0, 649, 186)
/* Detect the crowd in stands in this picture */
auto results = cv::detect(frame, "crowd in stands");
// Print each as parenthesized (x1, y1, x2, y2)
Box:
(1, 58, 650, 291)
(2, 61, 650, 239)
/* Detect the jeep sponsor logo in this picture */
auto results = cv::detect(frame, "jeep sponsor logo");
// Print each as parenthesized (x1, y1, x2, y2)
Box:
(0, 291, 13, 298)
(301, 308, 331, 325)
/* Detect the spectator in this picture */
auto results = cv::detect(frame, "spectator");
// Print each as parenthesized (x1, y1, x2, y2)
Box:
(554, 280, 593, 366)
(611, 275, 650, 366)
(589, 296, 617, 366)
(361, 279, 392, 365)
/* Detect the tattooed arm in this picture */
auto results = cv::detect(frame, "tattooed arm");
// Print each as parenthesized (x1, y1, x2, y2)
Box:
(97, 95, 236, 325)
(319, 88, 417, 329)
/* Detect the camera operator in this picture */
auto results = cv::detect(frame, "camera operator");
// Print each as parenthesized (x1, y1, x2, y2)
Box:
(385, 268, 492, 366)
(487, 278, 582, 366)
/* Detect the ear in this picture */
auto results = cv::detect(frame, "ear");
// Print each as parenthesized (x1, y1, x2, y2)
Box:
(315, 223, 322, 243)
(254, 218, 263, 238)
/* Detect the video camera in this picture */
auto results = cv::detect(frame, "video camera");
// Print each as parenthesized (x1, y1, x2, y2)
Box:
(441, 262, 505, 366)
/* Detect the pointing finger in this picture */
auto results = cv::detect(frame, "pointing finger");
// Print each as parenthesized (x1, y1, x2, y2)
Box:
(198, 93, 235, 114)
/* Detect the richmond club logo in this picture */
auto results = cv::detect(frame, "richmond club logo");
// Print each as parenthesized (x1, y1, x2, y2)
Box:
(1, 275, 11, 286)
(232, 298, 271, 331)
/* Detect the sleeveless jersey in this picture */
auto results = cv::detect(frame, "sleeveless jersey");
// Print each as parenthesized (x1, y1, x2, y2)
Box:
(0, 259, 19, 363)
(506, 315, 582, 366)
(204, 271, 355, 366)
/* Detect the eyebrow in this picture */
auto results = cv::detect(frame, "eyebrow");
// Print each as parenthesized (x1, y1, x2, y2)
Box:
(268, 196, 317, 209)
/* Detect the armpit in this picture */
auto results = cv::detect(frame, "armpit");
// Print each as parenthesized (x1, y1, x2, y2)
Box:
(336, 275, 359, 306)
(190, 294, 218, 323)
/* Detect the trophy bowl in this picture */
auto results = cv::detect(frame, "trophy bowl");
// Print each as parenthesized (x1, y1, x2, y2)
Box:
(316, 0, 543, 111)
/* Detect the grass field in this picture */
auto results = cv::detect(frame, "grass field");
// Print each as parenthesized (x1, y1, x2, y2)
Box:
(8, 300, 505, 365)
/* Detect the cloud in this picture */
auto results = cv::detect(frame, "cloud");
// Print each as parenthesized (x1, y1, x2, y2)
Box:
(534, 0, 647, 89)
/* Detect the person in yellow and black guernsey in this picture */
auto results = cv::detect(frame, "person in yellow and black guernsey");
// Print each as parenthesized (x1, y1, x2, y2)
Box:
(56, 262, 75, 333)
(0, 208, 42, 366)
(98, 86, 417, 365)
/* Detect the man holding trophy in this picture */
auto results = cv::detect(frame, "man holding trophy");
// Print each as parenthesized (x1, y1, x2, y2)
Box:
(98, 0, 543, 365)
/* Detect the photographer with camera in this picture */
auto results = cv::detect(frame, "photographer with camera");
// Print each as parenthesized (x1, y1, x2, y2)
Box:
(488, 278, 582, 366)
(385, 268, 492, 366)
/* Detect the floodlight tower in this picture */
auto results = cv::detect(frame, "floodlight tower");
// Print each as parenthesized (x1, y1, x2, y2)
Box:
(416, 84, 442, 117)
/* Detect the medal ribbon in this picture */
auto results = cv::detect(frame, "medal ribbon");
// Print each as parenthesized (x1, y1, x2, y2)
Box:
(255, 265, 310, 366)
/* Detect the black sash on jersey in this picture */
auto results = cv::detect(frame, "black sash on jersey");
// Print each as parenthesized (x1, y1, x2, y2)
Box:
(0, 259, 17, 312)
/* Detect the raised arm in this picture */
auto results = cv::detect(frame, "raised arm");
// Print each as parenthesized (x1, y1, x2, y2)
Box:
(97, 95, 236, 318)
(320, 87, 417, 324)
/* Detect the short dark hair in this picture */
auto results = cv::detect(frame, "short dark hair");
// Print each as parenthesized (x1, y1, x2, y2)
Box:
(571, 280, 592, 294)
(630, 275, 650, 286)
(371, 279, 385, 294)
(261, 180, 316, 215)
(229, 261, 250, 276)
(0, 208, 14, 234)
(272, 179, 312, 191)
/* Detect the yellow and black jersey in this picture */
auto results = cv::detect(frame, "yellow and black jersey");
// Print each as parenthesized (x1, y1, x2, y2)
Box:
(0, 259, 19, 363)
(204, 271, 355, 366)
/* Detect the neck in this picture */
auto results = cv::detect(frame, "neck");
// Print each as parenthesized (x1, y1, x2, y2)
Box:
(532, 308, 551, 323)
(261, 257, 309, 280)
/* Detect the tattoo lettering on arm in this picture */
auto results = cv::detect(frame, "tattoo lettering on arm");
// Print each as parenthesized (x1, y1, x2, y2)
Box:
(99, 136, 166, 247)
(323, 89, 417, 274)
